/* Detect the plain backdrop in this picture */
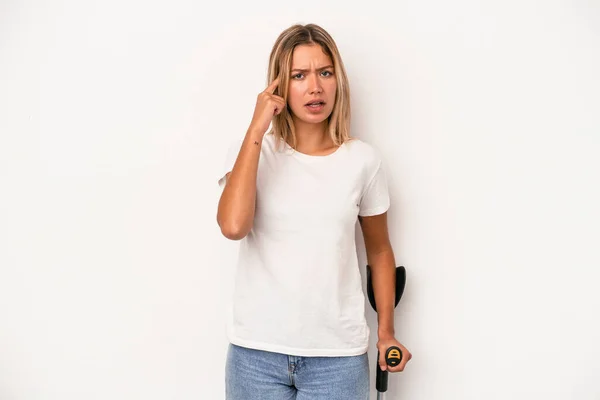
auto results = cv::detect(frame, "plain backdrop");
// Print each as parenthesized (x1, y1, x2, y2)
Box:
(1, 1, 599, 399)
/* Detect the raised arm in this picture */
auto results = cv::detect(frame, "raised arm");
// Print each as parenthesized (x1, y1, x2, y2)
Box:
(217, 78, 285, 240)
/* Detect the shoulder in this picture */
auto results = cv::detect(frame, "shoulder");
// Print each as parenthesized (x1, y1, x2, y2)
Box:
(343, 137, 384, 166)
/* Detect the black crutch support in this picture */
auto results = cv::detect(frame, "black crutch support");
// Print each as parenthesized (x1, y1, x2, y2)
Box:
(366, 264, 406, 400)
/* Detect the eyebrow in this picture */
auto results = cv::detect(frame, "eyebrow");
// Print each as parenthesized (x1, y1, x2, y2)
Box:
(290, 65, 334, 73)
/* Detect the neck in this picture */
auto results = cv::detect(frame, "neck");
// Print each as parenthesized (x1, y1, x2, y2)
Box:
(290, 117, 332, 153)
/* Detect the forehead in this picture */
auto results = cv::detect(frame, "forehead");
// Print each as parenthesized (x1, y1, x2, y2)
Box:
(291, 44, 332, 68)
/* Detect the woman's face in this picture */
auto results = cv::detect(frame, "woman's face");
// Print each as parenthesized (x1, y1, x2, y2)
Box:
(286, 44, 337, 125)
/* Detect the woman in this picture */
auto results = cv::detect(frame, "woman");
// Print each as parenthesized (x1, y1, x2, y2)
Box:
(217, 23, 411, 400)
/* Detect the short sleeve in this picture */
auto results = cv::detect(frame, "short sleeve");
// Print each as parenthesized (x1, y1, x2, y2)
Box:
(217, 137, 243, 189)
(358, 160, 390, 217)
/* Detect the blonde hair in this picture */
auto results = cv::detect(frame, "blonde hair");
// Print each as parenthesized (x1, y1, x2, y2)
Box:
(266, 23, 352, 151)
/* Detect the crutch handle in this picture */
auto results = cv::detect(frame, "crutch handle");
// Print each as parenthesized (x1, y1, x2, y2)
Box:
(385, 346, 402, 367)
(375, 346, 402, 392)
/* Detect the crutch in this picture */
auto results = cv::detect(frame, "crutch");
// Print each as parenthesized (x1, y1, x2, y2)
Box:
(366, 264, 406, 400)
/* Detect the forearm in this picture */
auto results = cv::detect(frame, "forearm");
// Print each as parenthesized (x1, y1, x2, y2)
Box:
(369, 249, 396, 338)
(217, 129, 264, 240)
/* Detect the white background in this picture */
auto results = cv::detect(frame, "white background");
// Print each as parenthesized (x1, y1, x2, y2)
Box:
(1, 1, 599, 399)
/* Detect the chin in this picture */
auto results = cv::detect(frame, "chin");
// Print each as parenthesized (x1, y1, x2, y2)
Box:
(302, 114, 330, 124)
(299, 110, 334, 125)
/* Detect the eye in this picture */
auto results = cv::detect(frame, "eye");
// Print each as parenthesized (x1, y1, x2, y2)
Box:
(292, 73, 304, 79)
(321, 70, 333, 77)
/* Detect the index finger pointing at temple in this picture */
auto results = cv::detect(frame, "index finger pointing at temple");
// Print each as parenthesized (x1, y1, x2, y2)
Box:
(264, 77, 280, 94)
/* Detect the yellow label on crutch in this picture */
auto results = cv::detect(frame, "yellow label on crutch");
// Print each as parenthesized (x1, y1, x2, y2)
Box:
(385, 346, 402, 367)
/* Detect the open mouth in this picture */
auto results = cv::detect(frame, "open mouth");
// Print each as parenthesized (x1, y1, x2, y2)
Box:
(305, 101, 325, 109)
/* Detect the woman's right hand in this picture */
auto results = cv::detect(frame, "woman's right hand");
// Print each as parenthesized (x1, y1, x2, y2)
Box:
(248, 77, 286, 135)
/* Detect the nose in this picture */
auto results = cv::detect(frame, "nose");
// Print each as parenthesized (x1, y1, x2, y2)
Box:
(308, 73, 323, 94)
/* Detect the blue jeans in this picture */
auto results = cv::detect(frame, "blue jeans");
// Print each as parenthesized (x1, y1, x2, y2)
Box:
(225, 343, 370, 400)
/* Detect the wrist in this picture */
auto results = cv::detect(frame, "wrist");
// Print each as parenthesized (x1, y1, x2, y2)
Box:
(378, 329, 395, 340)
(247, 126, 266, 139)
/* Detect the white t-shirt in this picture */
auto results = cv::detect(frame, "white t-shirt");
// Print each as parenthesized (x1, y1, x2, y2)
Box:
(217, 132, 390, 357)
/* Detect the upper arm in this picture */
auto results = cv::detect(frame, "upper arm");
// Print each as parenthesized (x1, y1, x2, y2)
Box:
(358, 212, 392, 257)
